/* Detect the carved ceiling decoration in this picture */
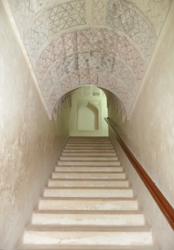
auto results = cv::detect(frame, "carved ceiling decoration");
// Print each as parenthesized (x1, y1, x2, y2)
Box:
(6, 0, 172, 118)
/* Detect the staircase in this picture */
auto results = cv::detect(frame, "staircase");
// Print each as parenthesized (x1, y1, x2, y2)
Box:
(18, 137, 158, 250)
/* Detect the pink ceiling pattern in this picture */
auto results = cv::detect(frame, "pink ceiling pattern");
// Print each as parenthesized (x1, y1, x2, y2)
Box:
(92, 0, 105, 25)
(106, 0, 156, 58)
(35, 29, 145, 85)
(23, 0, 156, 62)
(6, 0, 172, 118)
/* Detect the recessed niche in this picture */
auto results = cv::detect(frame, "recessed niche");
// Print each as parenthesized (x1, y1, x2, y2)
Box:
(78, 102, 99, 131)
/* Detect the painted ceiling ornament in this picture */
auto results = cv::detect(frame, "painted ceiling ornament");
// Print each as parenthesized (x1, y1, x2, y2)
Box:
(4, 0, 172, 119)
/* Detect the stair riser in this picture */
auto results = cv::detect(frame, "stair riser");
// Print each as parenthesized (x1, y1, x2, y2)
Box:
(63, 150, 115, 153)
(66, 142, 112, 146)
(67, 139, 110, 142)
(66, 143, 113, 145)
(23, 231, 153, 245)
(65, 147, 114, 150)
(43, 189, 134, 198)
(17, 245, 159, 250)
(62, 149, 115, 154)
(66, 141, 111, 143)
(32, 213, 145, 226)
(38, 200, 139, 211)
(61, 153, 117, 156)
(59, 157, 118, 161)
(52, 173, 126, 179)
(67, 143, 111, 145)
(67, 140, 111, 142)
(55, 166, 123, 172)
(19, 137, 155, 250)
(57, 161, 120, 166)
(68, 139, 109, 141)
(48, 180, 129, 188)
(66, 144, 112, 147)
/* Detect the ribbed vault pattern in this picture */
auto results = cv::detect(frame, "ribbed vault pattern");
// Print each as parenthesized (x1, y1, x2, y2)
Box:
(35, 29, 145, 84)
(6, 0, 172, 118)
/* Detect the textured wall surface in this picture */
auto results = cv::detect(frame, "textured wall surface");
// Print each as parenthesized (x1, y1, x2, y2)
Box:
(108, 7, 174, 249)
(0, 3, 70, 249)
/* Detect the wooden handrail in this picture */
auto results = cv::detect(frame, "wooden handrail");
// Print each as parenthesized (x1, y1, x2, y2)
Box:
(105, 117, 174, 230)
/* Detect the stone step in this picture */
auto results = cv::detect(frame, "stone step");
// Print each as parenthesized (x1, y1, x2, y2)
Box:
(64, 148, 115, 151)
(66, 144, 113, 147)
(65, 146, 114, 150)
(52, 172, 126, 179)
(67, 141, 111, 144)
(32, 210, 145, 226)
(18, 244, 158, 250)
(68, 138, 110, 141)
(57, 161, 120, 166)
(22, 226, 153, 245)
(59, 156, 118, 161)
(68, 140, 111, 141)
(55, 166, 123, 172)
(61, 152, 117, 156)
(67, 142, 111, 145)
(17, 136, 157, 250)
(48, 179, 129, 188)
(38, 198, 139, 211)
(68, 137, 110, 140)
(43, 187, 134, 198)
(63, 149, 116, 153)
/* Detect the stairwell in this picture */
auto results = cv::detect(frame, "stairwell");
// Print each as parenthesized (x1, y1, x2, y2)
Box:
(18, 137, 157, 250)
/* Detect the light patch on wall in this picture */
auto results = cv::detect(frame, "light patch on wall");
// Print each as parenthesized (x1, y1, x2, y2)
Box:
(70, 86, 108, 136)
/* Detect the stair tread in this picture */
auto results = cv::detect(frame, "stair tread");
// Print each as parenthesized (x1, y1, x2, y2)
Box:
(63, 151, 116, 153)
(65, 145, 113, 146)
(40, 197, 137, 201)
(67, 141, 111, 142)
(56, 166, 121, 168)
(61, 152, 117, 157)
(58, 161, 119, 163)
(59, 158, 118, 161)
(49, 179, 128, 181)
(45, 187, 132, 190)
(33, 210, 143, 214)
(64, 146, 114, 149)
(57, 162, 120, 166)
(65, 144, 113, 146)
(53, 171, 123, 174)
(26, 225, 151, 232)
(18, 137, 155, 249)
(60, 156, 117, 158)
(18, 245, 158, 250)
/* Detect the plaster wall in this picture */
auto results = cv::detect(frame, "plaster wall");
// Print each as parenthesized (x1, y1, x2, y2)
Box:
(70, 86, 108, 137)
(108, 8, 174, 250)
(0, 3, 70, 249)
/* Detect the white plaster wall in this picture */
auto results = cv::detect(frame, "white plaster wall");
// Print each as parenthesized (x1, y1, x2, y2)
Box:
(0, 2, 70, 249)
(108, 8, 174, 250)
(70, 86, 108, 137)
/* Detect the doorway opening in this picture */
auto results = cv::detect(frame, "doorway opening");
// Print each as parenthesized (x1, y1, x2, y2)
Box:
(70, 85, 108, 137)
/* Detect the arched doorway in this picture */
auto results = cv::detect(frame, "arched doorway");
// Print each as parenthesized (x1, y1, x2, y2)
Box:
(70, 85, 108, 137)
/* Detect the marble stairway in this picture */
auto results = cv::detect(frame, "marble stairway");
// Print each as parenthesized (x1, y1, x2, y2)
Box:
(18, 137, 158, 250)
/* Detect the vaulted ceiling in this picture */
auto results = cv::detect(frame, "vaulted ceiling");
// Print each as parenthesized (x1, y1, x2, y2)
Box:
(5, 0, 172, 118)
